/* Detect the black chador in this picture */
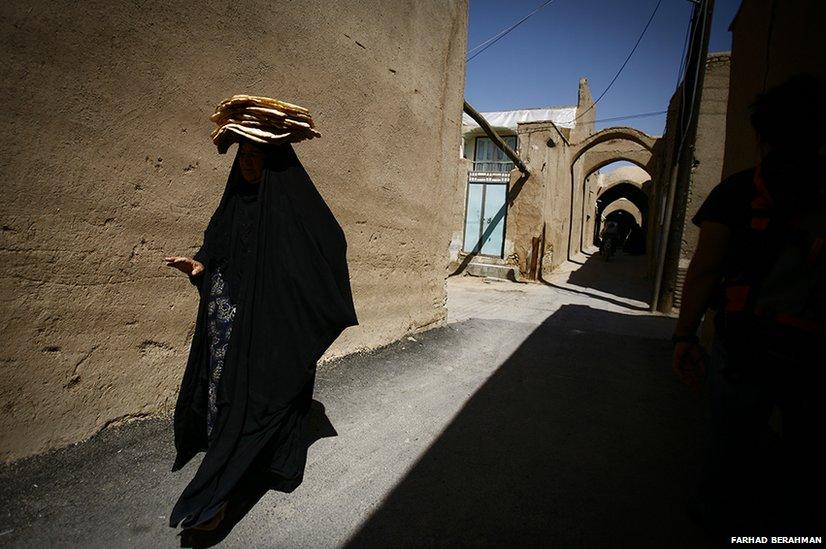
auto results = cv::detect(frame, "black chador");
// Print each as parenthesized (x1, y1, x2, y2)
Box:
(169, 143, 358, 529)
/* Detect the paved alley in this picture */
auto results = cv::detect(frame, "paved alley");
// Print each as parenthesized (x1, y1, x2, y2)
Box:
(0, 253, 709, 548)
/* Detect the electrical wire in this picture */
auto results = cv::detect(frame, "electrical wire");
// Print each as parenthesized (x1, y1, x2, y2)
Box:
(592, 110, 667, 124)
(466, 0, 556, 62)
(673, 8, 693, 89)
(675, 0, 709, 154)
(564, 0, 664, 125)
(676, 4, 703, 135)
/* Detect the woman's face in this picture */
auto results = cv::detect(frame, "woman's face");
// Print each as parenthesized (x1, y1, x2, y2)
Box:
(238, 141, 266, 183)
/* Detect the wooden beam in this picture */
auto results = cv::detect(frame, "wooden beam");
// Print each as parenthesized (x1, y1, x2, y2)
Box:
(463, 101, 530, 175)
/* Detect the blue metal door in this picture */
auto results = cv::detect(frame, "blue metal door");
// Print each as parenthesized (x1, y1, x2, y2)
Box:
(463, 183, 484, 253)
(462, 182, 507, 256)
(480, 184, 506, 255)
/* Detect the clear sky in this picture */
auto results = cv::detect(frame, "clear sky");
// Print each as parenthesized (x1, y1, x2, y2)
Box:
(465, 0, 742, 136)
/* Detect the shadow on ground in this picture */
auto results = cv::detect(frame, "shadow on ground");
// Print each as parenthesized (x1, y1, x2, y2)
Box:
(0, 400, 338, 549)
(561, 252, 653, 304)
(345, 304, 710, 548)
(177, 400, 338, 547)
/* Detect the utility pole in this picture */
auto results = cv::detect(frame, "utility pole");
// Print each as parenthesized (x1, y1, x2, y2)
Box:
(651, 0, 715, 312)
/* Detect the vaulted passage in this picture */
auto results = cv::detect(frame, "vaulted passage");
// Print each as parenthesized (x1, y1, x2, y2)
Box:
(567, 127, 662, 262)
(595, 180, 650, 254)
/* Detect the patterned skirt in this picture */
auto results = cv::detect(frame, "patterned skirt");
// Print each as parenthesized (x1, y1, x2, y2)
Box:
(205, 267, 237, 440)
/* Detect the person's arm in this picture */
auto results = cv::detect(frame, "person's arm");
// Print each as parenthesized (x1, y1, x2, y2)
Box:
(672, 221, 731, 390)
(674, 221, 731, 337)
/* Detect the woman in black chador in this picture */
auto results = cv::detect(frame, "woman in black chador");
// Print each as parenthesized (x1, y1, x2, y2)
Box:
(163, 140, 358, 530)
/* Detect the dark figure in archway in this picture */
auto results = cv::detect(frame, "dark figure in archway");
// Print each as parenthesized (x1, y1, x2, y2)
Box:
(599, 220, 620, 259)
(594, 183, 649, 254)
(672, 74, 826, 536)
(604, 209, 641, 254)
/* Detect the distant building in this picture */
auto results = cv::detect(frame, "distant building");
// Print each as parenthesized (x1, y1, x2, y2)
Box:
(457, 106, 578, 258)
(449, 79, 599, 279)
(450, 78, 665, 285)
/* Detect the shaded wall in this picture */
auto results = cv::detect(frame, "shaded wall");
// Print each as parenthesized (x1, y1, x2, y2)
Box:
(0, 0, 468, 460)
(722, 0, 826, 177)
(582, 172, 600, 250)
(655, 58, 725, 311)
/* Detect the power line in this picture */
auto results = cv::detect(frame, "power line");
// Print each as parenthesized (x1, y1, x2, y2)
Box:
(673, 9, 693, 88)
(593, 110, 667, 124)
(675, 0, 709, 154)
(566, 0, 664, 125)
(467, 0, 556, 62)
(675, 5, 703, 133)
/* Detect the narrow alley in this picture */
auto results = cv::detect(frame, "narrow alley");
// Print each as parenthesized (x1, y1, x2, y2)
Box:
(3, 0, 824, 545)
(0, 254, 707, 547)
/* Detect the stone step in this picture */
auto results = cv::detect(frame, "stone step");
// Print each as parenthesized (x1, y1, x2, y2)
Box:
(464, 262, 521, 282)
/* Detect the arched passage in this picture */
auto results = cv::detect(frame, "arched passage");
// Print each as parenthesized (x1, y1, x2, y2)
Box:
(575, 155, 653, 258)
(571, 127, 658, 162)
(597, 182, 648, 222)
(603, 199, 643, 226)
(595, 182, 650, 254)
(567, 127, 660, 261)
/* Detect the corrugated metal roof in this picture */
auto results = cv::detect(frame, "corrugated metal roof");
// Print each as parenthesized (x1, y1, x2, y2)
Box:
(462, 106, 577, 133)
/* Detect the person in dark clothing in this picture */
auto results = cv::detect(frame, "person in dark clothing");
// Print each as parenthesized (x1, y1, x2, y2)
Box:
(599, 220, 621, 259)
(672, 75, 826, 535)
(163, 140, 358, 531)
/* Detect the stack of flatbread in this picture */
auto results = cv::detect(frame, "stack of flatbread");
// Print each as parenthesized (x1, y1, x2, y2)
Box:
(210, 95, 321, 153)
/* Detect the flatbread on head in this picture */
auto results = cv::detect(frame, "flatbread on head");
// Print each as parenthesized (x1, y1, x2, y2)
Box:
(210, 94, 320, 153)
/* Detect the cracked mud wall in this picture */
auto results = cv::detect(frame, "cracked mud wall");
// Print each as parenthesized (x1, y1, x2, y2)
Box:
(506, 128, 549, 276)
(0, 0, 468, 461)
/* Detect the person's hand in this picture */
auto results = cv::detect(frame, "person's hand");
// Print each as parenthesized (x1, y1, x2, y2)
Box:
(163, 256, 204, 277)
(672, 341, 706, 393)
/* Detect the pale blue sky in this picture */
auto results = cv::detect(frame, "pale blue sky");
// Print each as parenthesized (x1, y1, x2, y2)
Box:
(465, 0, 741, 136)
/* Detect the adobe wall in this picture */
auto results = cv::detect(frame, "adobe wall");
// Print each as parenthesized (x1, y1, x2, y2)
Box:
(511, 122, 570, 276)
(582, 172, 600, 250)
(446, 158, 474, 269)
(680, 53, 730, 259)
(0, 0, 468, 461)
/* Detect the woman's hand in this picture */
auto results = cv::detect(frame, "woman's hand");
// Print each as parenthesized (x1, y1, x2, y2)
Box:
(163, 256, 204, 277)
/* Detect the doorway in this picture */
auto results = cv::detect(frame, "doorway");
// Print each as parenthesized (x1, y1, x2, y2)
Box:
(463, 182, 507, 256)
(462, 135, 515, 257)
